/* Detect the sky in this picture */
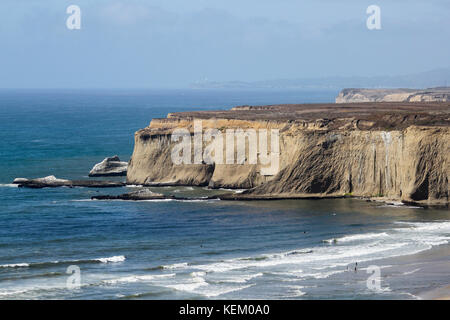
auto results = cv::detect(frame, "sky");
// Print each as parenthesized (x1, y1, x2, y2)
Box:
(0, 0, 449, 88)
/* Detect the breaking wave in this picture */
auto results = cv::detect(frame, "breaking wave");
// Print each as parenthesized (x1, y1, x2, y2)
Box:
(0, 255, 125, 269)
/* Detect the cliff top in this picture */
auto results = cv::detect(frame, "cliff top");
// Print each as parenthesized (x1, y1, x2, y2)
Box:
(336, 87, 450, 103)
(339, 87, 450, 95)
(157, 102, 450, 130)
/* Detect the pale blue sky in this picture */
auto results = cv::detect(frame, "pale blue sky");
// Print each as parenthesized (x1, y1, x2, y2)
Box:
(1, 0, 449, 88)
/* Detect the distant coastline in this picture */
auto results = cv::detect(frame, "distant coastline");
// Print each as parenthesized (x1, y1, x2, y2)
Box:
(336, 87, 450, 103)
(190, 68, 450, 90)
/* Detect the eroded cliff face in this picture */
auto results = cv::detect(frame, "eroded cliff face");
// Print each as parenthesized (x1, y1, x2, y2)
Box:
(247, 126, 449, 206)
(127, 118, 284, 188)
(127, 103, 450, 206)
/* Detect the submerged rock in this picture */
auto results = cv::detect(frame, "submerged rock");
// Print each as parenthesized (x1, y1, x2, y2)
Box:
(13, 175, 125, 189)
(92, 189, 173, 200)
(89, 156, 128, 177)
(91, 189, 223, 201)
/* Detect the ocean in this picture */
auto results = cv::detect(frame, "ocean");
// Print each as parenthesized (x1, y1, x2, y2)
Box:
(0, 89, 449, 299)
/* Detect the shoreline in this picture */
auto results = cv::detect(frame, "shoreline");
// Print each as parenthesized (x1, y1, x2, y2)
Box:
(362, 244, 450, 300)
(420, 284, 450, 300)
(107, 184, 450, 208)
(7, 178, 448, 209)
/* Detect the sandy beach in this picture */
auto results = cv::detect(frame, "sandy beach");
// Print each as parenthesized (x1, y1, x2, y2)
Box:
(368, 244, 450, 299)
(420, 285, 450, 300)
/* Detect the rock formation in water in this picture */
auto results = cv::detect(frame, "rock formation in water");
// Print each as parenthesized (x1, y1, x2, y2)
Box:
(88, 155, 128, 177)
(92, 189, 216, 201)
(336, 87, 450, 103)
(127, 102, 450, 207)
(13, 176, 125, 188)
(92, 189, 169, 200)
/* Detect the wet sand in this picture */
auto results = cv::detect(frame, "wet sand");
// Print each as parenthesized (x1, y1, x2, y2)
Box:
(368, 244, 450, 299)
(420, 285, 450, 300)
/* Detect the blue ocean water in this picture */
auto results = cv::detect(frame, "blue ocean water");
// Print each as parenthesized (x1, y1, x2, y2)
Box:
(0, 89, 449, 300)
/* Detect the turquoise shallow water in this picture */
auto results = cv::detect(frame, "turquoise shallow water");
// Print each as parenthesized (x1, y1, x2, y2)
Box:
(0, 89, 449, 299)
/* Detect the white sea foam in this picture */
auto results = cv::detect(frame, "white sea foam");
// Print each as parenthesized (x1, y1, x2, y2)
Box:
(164, 220, 450, 286)
(166, 274, 254, 297)
(162, 262, 189, 270)
(0, 263, 30, 268)
(302, 269, 346, 279)
(166, 274, 208, 292)
(374, 286, 392, 293)
(200, 284, 254, 297)
(191, 242, 402, 273)
(401, 268, 421, 276)
(379, 203, 422, 209)
(394, 221, 450, 231)
(190, 271, 206, 277)
(393, 221, 450, 246)
(214, 272, 264, 283)
(0, 289, 29, 297)
(103, 273, 175, 285)
(0, 184, 18, 188)
(0, 281, 90, 298)
(97, 255, 126, 263)
(0, 255, 126, 269)
(91, 198, 176, 203)
(326, 232, 390, 244)
(217, 188, 247, 193)
(177, 199, 213, 203)
(0, 272, 173, 298)
(283, 285, 306, 297)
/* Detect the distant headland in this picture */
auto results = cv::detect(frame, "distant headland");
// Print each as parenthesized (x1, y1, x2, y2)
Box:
(126, 101, 449, 207)
(336, 87, 450, 103)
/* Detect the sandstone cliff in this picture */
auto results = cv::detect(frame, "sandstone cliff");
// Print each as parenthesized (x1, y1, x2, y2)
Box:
(127, 102, 450, 206)
(336, 87, 450, 103)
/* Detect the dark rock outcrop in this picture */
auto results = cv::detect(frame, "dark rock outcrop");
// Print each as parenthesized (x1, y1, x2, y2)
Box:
(91, 189, 216, 201)
(92, 189, 170, 200)
(13, 176, 125, 189)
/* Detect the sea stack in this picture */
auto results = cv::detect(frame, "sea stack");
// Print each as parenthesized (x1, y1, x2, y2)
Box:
(88, 156, 128, 177)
